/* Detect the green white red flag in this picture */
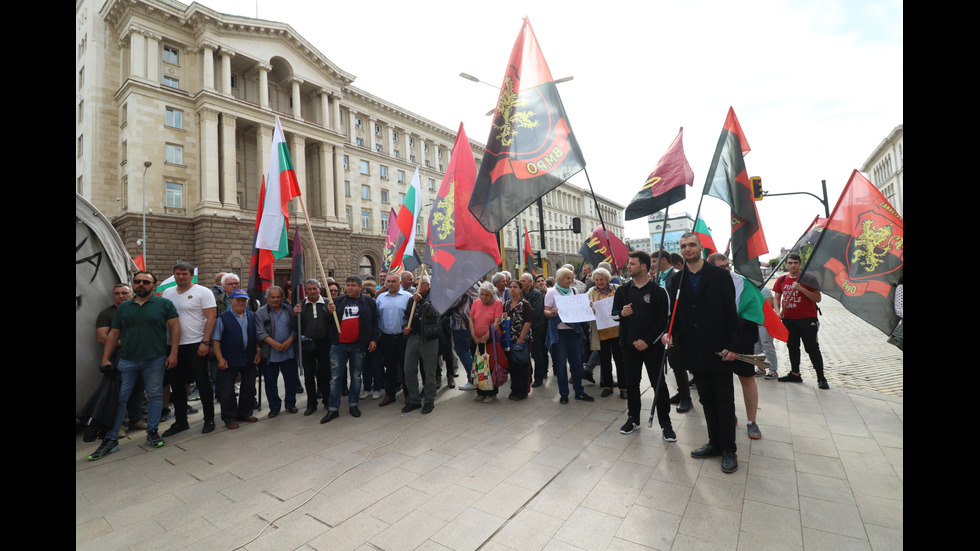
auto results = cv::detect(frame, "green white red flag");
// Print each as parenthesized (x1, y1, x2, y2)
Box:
(694, 218, 718, 258)
(391, 167, 422, 271)
(156, 267, 198, 296)
(248, 176, 275, 295)
(255, 116, 301, 258)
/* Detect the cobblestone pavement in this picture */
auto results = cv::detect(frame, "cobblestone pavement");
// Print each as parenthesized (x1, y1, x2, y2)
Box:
(777, 297, 903, 398)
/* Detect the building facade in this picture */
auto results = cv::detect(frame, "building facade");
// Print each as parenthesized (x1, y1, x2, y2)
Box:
(76, 0, 623, 287)
(646, 211, 695, 254)
(860, 124, 903, 217)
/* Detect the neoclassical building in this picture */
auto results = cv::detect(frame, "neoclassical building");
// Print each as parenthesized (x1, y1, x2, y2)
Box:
(860, 124, 903, 217)
(76, 0, 623, 285)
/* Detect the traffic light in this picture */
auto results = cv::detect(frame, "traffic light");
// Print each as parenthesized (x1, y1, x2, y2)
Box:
(572, 217, 581, 233)
(750, 176, 763, 201)
(533, 251, 542, 266)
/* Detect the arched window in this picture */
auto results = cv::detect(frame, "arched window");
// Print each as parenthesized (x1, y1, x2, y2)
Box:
(359, 255, 375, 279)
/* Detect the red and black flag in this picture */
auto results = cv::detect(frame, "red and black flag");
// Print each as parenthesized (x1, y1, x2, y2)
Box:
(424, 123, 500, 314)
(625, 128, 695, 220)
(702, 107, 768, 286)
(467, 18, 586, 234)
(523, 225, 536, 275)
(805, 170, 903, 335)
(790, 215, 826, 253)
(578, 225, 630, 272)
(247, 175, 275, 296)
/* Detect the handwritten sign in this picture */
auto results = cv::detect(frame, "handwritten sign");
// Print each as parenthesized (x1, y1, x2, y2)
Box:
(593, 296, 617, 330)
(555, 294, 596, 324)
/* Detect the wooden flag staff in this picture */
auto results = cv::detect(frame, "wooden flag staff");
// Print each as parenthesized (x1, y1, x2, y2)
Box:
(294, 195, 341, 332)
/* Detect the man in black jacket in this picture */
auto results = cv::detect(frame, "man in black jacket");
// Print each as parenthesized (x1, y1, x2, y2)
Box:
(294, 279, 335, 416)
(664, 233, 742, 473)
(520, 274, 547, 388)
(612, 251, 674, 441)
(401, 276, 440, 414)
(324, 276, 379, 423)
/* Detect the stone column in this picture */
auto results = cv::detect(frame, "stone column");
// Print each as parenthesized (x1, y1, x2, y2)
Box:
(319, 89, 331, 128)
(258, 63, 271, 109)
(200, 43, 216, 91)
(256, 123, 272, 195)
(347, 108, 357, 144)
(319, 142, 334, 220)
(220, 50, 235, 96)
(220, 114, 237, 208)
(128, 28, 146, 80)
(197, 108, 222, 210)
(145, 35, 159, 84)
(330, 91, 342, 132)
(290, 78, 304, 120)
(333, 145, 346, 226)
(387, 125, 396, 157)
(367, 116, 377, 152)
(289, 132, 307, 207)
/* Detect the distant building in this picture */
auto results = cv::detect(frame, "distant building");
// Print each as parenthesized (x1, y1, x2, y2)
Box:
(647, 211, 695, 254)
(860, 124, 903, 217)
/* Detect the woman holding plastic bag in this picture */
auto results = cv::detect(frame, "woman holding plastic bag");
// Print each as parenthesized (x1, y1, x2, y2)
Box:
(504, 280, 533, 400)
(470, 282, 503, 403)
(587, 267, 625, 398)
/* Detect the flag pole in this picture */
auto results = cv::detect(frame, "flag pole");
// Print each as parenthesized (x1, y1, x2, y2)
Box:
(294, 195, 341, 332)
(760, 214, 820, 289)
(406, 264, 428, 330)
(648, 205, 673, 426)
(582, 167, 620, 272)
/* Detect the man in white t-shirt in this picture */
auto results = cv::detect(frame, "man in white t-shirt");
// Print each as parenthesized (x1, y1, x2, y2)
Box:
(160, 261, 218, 436)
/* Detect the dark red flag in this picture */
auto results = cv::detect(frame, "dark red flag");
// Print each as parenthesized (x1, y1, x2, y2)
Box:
(468, 18, 586, 234)
(625, 128, 695, 220)
(805, 170, 903, 335)
(578, 225, 630, 271)
(702, 107, 767, 285)
(523, 225, 536, 275)
(424, 123, 500, 314)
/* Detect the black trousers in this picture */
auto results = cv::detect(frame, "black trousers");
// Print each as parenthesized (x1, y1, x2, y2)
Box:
(784, 317, 825, 379)
(166, 342, 215, 423)
(531, 326, 548, 382)
(622, 342, 672, 428)
(695, 370, 737, 453)
(379, 333, 407, 399)
(301, 337, 331, 407)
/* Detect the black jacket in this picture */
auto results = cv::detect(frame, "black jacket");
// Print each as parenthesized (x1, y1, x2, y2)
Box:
(665, 262, 741, 374)
(611, 278, 669, 347)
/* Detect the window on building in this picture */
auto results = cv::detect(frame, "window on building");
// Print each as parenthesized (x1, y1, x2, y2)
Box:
(165, 107, 182, 129)
(360, 160, 369, 175)
(163, 46, 179, 64)
(77, 135, 83, 158)
(380, 165, 389, 180)
(166, 182, 183, 208)
(375, 124, 382, 135)
(428, 178, 435, 191)
(344, 155, 349, 171)
(381, 214, 389, 232)
(78, 100, 84, 123)
(165, 144, 183, 164)
(397, 170, 406, 184)
(376, 144, 383, 152)
(355, 117, 363, 129)
(394, 150, 400, 158)
(409, 137, 415, 147)
(78, 67, 84, 89)
(410, 155, 416, 163)
(345, 181, 351, 197)
(424, 143, 429, 152)
(381, 189, 389, 203)
(361, 210, 371, 230)
(356, 137, 364, 147)
(417, 217, 424, 236)
(361, 184, 371, 200)
(345, 207, 351, 224)
(163, 76, 179, 89)
(393, 131, 399, 142)
(398, 192, 406, 204)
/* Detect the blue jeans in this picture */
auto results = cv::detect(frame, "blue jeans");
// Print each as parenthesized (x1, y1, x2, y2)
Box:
(453, 329, 474, 382)
(260, 358, 300, 411)
(329, 342, 362, 410)
(550, 330, 584, 397)
(111, 356, 166, 439)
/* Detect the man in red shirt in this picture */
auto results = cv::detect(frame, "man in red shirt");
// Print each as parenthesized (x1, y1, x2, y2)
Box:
(774, 253, 828, 389)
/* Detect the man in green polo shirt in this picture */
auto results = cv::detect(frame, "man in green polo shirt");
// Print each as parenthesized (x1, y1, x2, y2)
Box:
(87, 271, 181, 461)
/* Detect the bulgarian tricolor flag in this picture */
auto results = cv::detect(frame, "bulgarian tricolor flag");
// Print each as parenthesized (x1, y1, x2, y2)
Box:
(392, 167, 422, 270)
(156, 267, 198, 296)
(255, 116, 301, 259)
(694, 217, 718, 258)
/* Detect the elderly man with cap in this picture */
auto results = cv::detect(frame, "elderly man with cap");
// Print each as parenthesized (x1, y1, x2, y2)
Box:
(212, 289, 261, 430)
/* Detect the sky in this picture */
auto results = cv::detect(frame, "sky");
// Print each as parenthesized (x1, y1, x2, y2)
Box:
(196, 0, 903, 260)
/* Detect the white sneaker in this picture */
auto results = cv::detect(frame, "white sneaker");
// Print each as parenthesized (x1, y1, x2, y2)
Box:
(371, 390, 381, 400)
(360, 390, 370, 400)
(458, 382, 476, 390)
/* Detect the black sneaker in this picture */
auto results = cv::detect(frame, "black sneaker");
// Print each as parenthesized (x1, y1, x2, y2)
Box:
(662, 427, 677, 442)
(145, 430, 165, 448)
(421, 402, 435, 414)
(87, 438, 120, 461)
(778, 373, 804, 383)
(574, 393, 595, 402)
(582, 370, 596, 384)
(818, 380, 830, 390)
(620, 419, 640, 434)
(669, 393, 681, 405)
(162, 422, 189, 437)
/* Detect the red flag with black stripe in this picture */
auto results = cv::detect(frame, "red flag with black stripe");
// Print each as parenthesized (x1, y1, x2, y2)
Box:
(702, 107, 767, 286)
(523, 225, 536, 275)
(805, 170, 903, 335)
(424, 123, 500, 314)
(468, 17, 586, 234)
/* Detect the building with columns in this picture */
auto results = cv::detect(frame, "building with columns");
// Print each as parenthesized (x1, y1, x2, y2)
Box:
(76, 0, 623, 286)
(647, 211, 695, 254)
(860, 124, 903, 217)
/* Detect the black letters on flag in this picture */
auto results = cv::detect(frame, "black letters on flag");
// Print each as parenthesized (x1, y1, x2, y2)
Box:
(468, 18, 585, 234)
